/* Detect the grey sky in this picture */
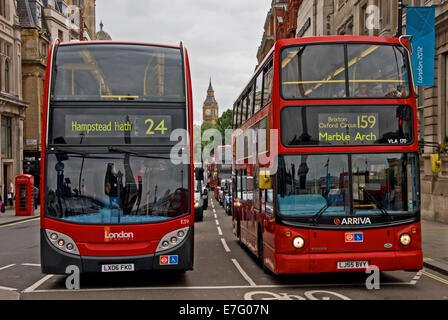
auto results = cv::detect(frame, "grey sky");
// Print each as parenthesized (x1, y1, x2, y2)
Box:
(96, 0, 272, 124)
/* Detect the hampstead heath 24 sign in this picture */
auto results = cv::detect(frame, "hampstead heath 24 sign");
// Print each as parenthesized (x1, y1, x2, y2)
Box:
(407, 6, 436, 87)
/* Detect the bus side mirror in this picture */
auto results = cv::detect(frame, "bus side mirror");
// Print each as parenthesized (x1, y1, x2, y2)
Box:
(431, 154, 442, 173)
(259, 169, 272, 190)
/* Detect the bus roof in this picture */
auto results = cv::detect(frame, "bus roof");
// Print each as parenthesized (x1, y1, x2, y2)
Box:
(58, 40, 182, 50)
(235, 35, 409, 105)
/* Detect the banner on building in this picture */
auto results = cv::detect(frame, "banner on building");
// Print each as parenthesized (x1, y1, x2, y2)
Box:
(406, 6, 435, 87)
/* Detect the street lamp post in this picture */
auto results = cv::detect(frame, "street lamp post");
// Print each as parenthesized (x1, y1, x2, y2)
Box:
(396, 0, 406, 38)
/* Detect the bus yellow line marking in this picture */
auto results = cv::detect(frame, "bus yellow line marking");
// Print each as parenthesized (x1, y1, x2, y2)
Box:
(422, 270, 448, 285)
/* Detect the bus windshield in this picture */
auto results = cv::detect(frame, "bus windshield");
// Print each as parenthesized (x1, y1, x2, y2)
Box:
(52, 44, 185, 102)
(45, 153, 189, 224)
(276, 153, 419, 220)
(281, 43, 410, 99)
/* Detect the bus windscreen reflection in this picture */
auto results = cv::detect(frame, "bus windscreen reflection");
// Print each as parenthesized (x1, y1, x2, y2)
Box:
(46, 154, 189, 224)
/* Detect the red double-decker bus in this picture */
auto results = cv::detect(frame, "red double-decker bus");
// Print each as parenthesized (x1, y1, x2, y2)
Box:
(214, 145, 232, 201)
(40, 41, 194, 274)
(207, 157, 216, 190)
(232, 36, 422, 274)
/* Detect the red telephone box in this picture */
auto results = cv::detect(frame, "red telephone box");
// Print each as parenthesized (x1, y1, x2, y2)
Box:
(15, 174, 35, 216)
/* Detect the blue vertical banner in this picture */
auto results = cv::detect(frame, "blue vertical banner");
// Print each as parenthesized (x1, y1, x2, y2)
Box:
(406, 6, 435, 87)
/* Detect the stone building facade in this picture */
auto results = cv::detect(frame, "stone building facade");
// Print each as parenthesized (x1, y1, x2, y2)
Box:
(0, 0, 28, 203)
(17, 0, 96, 186)
(257, 0, 302, 63)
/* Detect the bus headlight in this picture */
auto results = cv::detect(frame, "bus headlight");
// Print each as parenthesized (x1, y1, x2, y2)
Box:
(45, 229, 80, 255)
(156, 227, 189, 252)
(400, 233, 412, 246)
(292, 236, 305, 249)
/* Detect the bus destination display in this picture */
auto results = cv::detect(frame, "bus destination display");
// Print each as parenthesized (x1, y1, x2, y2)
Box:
(65, 115, 172, 138)
(318, 113, 379, 144)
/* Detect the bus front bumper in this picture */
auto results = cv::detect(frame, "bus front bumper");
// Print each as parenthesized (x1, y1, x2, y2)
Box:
(273, 250, 423, 274)
(40, 229, 194, 274)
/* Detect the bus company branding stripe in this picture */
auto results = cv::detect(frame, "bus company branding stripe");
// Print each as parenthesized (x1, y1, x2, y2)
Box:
(104, 227, 134, 242)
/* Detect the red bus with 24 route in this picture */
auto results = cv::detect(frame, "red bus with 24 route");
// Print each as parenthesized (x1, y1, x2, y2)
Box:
(40, 41, 195, 274)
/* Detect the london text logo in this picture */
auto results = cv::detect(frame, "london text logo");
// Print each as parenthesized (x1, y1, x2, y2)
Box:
(104, 227, 134, 242)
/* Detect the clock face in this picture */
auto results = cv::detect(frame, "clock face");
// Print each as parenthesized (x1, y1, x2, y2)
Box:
(205, 109, 211, 116)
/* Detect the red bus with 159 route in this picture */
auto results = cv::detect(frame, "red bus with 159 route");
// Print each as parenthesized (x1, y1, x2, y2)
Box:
(232, 36, 422, 274)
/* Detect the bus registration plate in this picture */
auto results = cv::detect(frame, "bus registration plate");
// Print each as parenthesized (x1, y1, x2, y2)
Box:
(101, 263, 135, 272)
(337, 261, 369, 270)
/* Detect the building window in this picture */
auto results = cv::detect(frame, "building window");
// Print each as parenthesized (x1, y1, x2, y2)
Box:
(1, 116, 12, 159)
(446, 55, 448, 137)
(417, 87, 424, 142)
(4, 60, 9, 93)
(0, 0, 6, 18)
(58, 30, 64, 42)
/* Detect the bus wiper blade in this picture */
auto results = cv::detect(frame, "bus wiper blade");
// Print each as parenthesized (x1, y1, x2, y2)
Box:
(360, 187, 392, 222)
(107, 147, 170, 159)
(50, 147, 89, 156)
(313, 203, 329, 225)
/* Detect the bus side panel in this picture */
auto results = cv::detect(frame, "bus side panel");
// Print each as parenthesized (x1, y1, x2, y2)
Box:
(40, 44, 55, 230)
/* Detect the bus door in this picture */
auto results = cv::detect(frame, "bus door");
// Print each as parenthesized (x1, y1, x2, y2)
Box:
(260, 188, 275, 265)
(241, 169, 248, 242)
(234, 170, 244, 236)
(246, 169, 257, 251)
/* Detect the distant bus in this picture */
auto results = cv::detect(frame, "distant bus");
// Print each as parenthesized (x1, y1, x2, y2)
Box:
(40, 41, 195, 274)
(214, 145, 232, 200)
(232, 36, 422, 274)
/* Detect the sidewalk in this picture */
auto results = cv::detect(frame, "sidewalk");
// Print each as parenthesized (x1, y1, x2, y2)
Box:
(0, 208, 447, 275)
(421, 219, 448, 276)
(0, 206, 40, 226)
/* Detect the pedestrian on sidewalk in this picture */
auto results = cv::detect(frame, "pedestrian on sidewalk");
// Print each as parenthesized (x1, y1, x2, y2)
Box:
(7, 180, 14, 207)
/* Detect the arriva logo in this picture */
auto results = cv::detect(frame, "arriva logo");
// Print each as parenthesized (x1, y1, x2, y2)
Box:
(104, 227, 134, 241)
(334, 217, 372, 225)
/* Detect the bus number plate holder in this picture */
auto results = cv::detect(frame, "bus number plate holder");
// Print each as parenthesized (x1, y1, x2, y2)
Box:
(101, 263, 135, 272)
(337, 261, 369, 270)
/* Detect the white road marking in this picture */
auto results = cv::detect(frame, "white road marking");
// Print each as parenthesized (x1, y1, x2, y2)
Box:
(21, 280, 418, 294)
(215, 219, 220, 226)
(21, 263, 41, 267)
(214, 214, 217, 219)
(221, 238, 231, 252)
(231, 259, 256, 287)
(0, 285, 17, 291)
(0, 264, 15, 271)
(217, 226, 223, 236)
(409, 270, 423, 285)
(0, 217, 39, 228)
(22, 274, 54, 293)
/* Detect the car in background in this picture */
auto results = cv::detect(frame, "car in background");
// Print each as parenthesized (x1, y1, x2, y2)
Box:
(194, 179, 204, 222)
(201, 183, 208, 210)
(222, 180, 232, 215)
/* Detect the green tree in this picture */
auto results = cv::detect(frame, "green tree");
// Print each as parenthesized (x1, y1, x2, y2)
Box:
(215, 109, 233, 145)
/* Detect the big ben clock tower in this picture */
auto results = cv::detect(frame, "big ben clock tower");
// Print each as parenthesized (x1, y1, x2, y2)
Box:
(203, 79, 219, 124)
